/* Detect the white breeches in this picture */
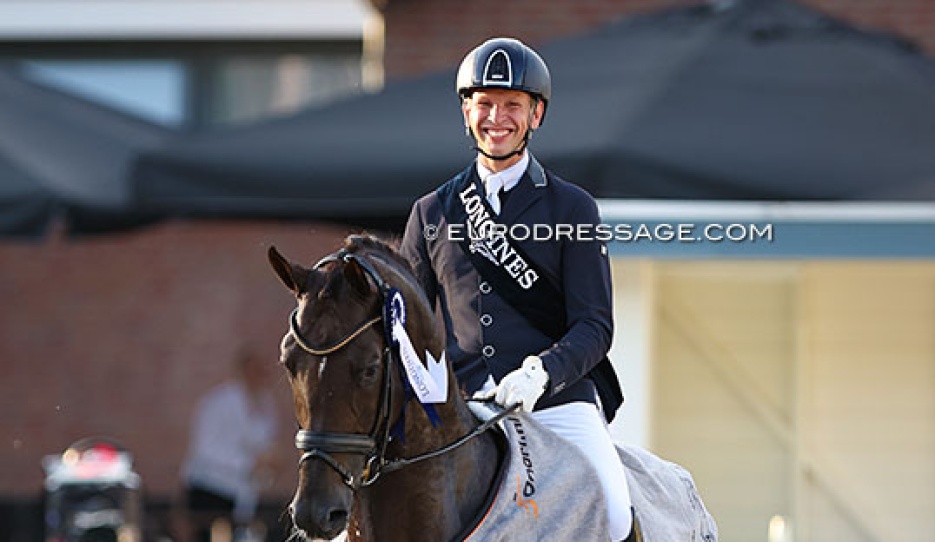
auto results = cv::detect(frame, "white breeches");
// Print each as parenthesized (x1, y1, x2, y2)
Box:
(532, 402, 633, 541)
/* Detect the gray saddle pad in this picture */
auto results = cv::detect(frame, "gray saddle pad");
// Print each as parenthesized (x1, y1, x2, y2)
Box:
(618, 443, 719, 541)
(462, 411, 610, 541)
(467, 403, 718, 541)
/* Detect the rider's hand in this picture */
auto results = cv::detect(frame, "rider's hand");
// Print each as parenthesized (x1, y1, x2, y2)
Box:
(474, 356, 549, 412)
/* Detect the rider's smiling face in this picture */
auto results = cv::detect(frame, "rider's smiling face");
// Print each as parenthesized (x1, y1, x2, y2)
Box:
(462, 88, 544, 171)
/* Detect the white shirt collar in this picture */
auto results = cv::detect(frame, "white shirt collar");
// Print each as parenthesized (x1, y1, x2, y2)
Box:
(477, 152, 530, 195)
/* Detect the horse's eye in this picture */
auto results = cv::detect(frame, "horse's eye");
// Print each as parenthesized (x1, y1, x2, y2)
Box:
(358, 362, 380, 385)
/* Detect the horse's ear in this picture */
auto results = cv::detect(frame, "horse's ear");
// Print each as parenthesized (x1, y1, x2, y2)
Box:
(343, 257, 375, 297)
(268, 246, 309, 295)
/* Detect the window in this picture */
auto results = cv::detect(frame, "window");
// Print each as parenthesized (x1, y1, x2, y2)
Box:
(9, 40, 365, 129)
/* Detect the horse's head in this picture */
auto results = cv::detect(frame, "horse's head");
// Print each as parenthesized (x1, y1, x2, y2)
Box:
(269, 235, 441, 540)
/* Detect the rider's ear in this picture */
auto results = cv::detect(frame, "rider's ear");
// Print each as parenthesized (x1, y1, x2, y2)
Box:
(268, 246, 311, 295)
(343, 258, 375, 298)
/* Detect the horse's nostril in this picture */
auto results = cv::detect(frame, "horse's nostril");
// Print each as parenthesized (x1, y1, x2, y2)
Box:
(319, 506, 349, 534)
(328, 508, 349, 527)
(293, 497, 350, 538)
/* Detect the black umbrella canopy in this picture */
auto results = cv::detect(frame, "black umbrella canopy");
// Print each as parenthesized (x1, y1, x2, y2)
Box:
(0, 68, 171, 236)
(534, 0, 935, 200)
(132, 0, 935, 226)
(133, 67, 471, 223)
(0, 152, 57, 238)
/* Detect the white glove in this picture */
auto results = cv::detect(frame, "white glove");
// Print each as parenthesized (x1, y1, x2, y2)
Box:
(474, 356, 549, 412)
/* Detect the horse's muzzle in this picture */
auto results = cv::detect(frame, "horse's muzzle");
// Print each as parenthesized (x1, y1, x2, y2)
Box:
(291, 494, 350, 540)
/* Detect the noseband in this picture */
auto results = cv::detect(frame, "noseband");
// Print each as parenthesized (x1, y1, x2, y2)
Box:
(289, 249, 518, 490)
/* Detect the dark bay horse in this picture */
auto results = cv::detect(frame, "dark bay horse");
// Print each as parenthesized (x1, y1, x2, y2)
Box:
(269, 235, 717, 542)
(269, 235, 505, 542)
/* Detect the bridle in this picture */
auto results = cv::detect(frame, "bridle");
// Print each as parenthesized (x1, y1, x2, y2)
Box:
(288, 249, 517, 490)
(290, 250, 395, 489)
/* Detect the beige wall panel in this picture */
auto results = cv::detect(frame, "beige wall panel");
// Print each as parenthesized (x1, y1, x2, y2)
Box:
(654, 262, 798, 541)
(807, 490, 874, 542)
(803, 263, 935, 540)
(648, 261, 935, 541)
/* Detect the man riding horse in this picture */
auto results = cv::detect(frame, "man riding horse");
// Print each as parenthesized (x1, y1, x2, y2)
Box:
(273, 37, 717, 542)
(399, 37, 636, 541)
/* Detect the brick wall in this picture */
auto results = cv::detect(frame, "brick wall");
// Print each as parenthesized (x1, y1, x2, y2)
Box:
(0, 220, 354, 505)
(378, 0, 935, 81)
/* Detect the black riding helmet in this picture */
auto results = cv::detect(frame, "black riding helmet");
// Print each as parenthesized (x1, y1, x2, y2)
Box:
(456, 38, 551, 160)
(456, 37, 552, 122)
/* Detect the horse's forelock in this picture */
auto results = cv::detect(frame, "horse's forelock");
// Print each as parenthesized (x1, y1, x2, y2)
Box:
(317, 264, 349, 301)
(303, 235, 436, 347)
(343, 234, 414, 276)
(347, 238, 442, 352)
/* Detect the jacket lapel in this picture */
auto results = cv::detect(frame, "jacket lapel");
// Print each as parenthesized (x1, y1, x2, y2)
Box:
(499, 172, 543, 223)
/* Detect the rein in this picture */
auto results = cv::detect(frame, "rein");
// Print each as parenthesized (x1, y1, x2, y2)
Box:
(374, 400, 517, 475)
(290, 249, 513, 490)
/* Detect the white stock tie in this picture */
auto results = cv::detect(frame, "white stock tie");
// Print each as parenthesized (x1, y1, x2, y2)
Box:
(485, 174, 505, 215)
